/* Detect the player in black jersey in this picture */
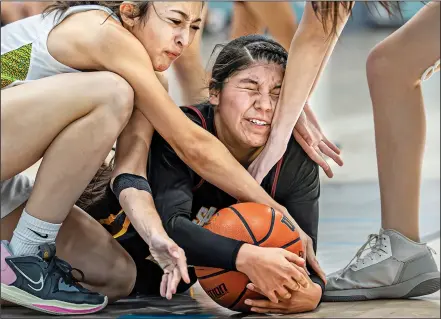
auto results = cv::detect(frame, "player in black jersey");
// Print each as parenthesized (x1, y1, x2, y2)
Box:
(78, 35, 325, 314)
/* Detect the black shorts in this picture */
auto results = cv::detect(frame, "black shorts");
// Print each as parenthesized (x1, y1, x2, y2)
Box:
(86, 186, 197, 296)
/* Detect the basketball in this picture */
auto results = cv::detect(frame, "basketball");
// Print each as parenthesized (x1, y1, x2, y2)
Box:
(194, 203, 303, 313)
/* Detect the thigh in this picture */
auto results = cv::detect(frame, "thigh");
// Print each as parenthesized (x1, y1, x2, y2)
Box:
(56, 206, 135, 288)
(0, 2, 25, 24)
(244, 2, 297, 50)
(1, 71, 125, 181)
(22, 2, 51, 16)
(230, 2, 265, 39)
(1, 202, 134, 288)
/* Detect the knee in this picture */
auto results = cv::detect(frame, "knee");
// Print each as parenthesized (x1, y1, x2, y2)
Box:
(366, 43, 393, 84)
(366, 43, 422, 89)
(98, 72, 134, 128)
(107, 252, 137, 302)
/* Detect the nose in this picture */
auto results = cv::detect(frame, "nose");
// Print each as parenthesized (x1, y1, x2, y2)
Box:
(175, 27, 191, 49)
(254, 92, 273, 113)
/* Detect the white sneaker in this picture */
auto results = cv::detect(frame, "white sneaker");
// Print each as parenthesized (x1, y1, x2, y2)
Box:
(323, 229, 440, 301)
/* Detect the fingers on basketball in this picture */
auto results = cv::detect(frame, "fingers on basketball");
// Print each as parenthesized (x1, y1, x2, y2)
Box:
(195, 203, 303, 312)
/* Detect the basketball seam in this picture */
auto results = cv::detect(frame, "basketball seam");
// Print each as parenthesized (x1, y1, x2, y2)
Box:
(196, 269, 231, 280)
(228, 284, 250, 310)
(256, 207, 275, 245)
(228, 206, 257, 245)
(281, 237, 301, 249)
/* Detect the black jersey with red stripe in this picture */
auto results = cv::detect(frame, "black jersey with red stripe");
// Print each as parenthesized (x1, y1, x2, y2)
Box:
(88, 103, 323, 293)
(148, 103, 323, 291)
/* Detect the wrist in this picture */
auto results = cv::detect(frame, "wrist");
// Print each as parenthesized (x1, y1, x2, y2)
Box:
(147, 227, 169, 245)
(118, 188, 166, 245)
(235, 244, 255, 273)
(142, 220, 168, 247)
(310, 283, 322, 309)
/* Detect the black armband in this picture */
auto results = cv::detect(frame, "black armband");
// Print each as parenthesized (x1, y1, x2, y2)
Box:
(112, 173, 152, 200)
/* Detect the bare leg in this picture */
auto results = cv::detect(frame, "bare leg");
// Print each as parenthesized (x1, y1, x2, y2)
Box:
(1, 203, 136, 302)
(366, 2, 440, 241)
(1, 2, 25, 25)
(230, 2, 265, 41)
(322, 3, 440, 302)
(22, 2, 51, 17)
(240, 2, 298, 51)
(1, 72, 133, 223)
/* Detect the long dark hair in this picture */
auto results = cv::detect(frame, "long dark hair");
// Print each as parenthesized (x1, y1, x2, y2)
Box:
(311, 1, 403, 36)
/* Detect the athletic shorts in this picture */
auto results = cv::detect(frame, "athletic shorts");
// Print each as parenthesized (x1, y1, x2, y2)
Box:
(1, 174, 33, 219)
(86, 186, 197, 296)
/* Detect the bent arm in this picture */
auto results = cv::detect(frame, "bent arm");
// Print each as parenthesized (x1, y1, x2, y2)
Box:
(274, 2, 350, 140)
(110, 109, 165, 245)
(150, 135, 244, 269)
(89, 23, 285, 211)
(110, 70, 170, 241)
(166, 215, 244, 270)
(254, 2, 350, 178)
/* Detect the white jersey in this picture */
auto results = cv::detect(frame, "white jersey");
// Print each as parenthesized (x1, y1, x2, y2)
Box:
(1, 5, 120, 89)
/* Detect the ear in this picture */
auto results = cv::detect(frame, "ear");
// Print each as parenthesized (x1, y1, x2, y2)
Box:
(119, 2, 137, 27)
(209, 89, 220, 106)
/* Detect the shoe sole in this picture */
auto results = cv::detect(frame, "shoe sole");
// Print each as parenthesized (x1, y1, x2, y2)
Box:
(1, 283, 108, 315)
(323, 271, 440, 302)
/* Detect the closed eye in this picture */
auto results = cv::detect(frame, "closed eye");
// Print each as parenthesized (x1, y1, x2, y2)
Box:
(170, 19, 182, 25)
(241, 87, 259, 92)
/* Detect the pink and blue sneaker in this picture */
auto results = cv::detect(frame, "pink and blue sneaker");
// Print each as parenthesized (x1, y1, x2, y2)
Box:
(1, 240, 107, 315)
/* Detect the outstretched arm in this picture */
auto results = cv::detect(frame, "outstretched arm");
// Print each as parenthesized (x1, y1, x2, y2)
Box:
(148, 132, 245, 270)
(89, 16, 287, 215)
(249, 2, 350, 183)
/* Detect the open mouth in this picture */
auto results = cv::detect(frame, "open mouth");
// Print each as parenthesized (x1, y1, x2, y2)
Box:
(246, 118, 270, 127)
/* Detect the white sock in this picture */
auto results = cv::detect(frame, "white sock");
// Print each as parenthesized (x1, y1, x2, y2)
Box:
(9, 209, 61, 256)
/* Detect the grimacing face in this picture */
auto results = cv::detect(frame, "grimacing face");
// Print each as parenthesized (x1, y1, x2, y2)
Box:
(210, 62, 284, 149)
(122, 2, 203, 72)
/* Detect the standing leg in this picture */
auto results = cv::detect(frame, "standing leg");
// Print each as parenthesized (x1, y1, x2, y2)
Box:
(324, 3, 440, 302)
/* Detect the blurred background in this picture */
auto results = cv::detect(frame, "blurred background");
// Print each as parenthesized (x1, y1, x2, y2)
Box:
(188, 3, 440, 275)
(2, 1, 439, 276)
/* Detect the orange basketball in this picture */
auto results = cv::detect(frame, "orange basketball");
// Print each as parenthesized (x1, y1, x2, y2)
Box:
(194, 203, 303, 313)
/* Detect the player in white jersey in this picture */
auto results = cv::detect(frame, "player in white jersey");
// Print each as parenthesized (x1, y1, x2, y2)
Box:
(1, 2, 205, 315)
(2, 1, 320, 315)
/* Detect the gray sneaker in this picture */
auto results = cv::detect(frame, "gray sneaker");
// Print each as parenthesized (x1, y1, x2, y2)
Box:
(323, 229, 440, 301)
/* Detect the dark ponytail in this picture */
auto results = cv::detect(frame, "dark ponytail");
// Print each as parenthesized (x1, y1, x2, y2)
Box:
(311, 1, 403, 36)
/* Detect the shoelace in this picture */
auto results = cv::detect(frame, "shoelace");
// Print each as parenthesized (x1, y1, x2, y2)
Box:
(337, 234, 438, 281)
(337, 233, 387, 281)
(47, 256, 85, 287)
